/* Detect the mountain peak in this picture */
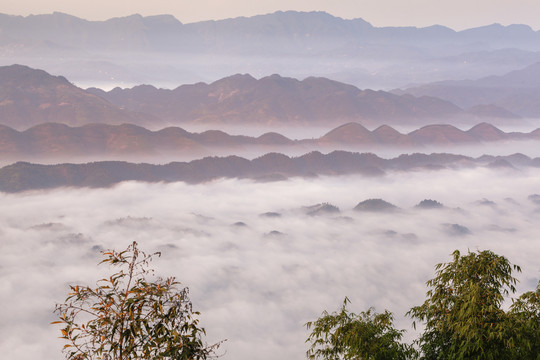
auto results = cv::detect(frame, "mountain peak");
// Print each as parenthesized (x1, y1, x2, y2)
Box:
(270, 10, 373, 28)
(50, 11, 82, 19)
(210, 73, 258, 88)
(0, 64, 158, 129)
(0, 64, 70, 87)
(354, 199, 398, 212)
(142, 14, 183, 26)
(320, 122, 374, 143)
(467, 122, 506, 140)
(107, 13, 144, 21)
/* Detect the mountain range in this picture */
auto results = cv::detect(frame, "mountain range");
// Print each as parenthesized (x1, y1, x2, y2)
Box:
(2, 11, 540, 88)
(0, 122, 538, 162)
(0, 151, 538, 193)
(0, 65, 524, 130)
(3, 11, 540, 54)
(86, 73, 467, 127)
(0, 65, 156, 129)
(395, 61, 540, 117)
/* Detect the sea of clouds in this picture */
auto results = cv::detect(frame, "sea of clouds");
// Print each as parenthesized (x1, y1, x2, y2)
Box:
(1, 166, 540, 360)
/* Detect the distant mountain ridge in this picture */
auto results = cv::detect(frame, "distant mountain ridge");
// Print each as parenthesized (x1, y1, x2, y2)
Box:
(0, 64, 487, 129)
(2, 11, 540, 89)
(319, 122, 540, 145)
(0, 64, 157, 129)
(395, 62, 540, 117)
(0, 122, 538, 162)
(0, 151, 538, 192)
(2, 11, 539, 53)
(87, 73, 469, 126)
(0, 65, 531, 135)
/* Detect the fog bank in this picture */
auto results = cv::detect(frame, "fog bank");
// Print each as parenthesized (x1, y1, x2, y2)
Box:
(1, 167, 540, 360)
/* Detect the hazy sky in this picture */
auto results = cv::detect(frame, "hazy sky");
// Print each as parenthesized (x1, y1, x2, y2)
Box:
(3, 0, 540, 30)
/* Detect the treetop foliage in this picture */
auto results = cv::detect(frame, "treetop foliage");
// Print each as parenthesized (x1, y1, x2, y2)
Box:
(307, 249, 540, 360)
(408, 249, 522, 360)
(53, 241, 222, 360)
(52, 243, 539, 360)
(305, 297, 414, 360)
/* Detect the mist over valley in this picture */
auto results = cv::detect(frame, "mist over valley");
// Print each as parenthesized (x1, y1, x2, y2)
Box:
(2, 170, 540, 360)
(1, 7, 540, 360)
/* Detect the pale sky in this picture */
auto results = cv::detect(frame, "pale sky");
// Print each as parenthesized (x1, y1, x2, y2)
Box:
(2, 0, 540, 30)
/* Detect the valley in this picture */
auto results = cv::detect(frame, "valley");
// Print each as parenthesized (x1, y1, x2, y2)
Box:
(0, 7, 539, 360)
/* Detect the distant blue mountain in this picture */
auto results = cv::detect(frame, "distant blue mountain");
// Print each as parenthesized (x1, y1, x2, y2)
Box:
(1, 11, 539, 89)
(1, 10, 539, 53)
(395, 62, 540, 116)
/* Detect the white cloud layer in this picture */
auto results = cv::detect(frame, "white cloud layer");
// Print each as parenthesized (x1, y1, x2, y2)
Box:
(1, 167, 540, 360)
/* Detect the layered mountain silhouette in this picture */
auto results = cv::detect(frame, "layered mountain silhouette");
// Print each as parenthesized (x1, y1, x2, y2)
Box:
(0, 151, 537, 192)
(315, 122, 540, 146)
(0, 64, 506, 128)
(3, 11, 540, 89)
(0, 122, 538, 160)
(0, 65, 157, 129)
(86, 73, 468, 126)
(3, 11, 539, 56)
(395, 62, 540, 118)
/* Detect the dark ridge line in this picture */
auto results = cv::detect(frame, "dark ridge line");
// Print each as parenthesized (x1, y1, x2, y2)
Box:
(0, 151, 538, 193)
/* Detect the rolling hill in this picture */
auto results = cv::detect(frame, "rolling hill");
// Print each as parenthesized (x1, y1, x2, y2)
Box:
(0, 122, 538, 161)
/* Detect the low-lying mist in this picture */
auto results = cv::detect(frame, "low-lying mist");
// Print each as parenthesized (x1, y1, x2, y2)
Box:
(1, 167, 540, 360)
